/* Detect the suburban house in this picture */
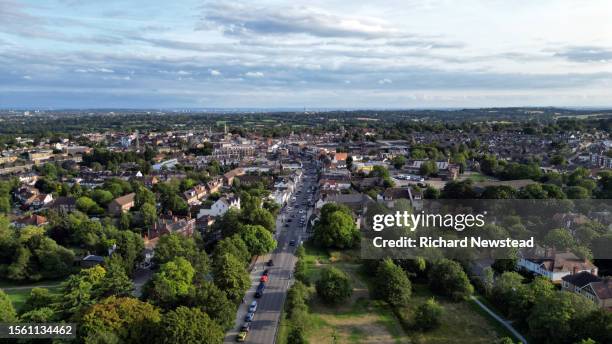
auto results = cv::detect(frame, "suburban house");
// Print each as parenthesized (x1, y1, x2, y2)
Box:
(206, 177, 223, 194)
(518, 248, 598, 282)
(13, 214, 48, 228)
(146, 216, 196, 241)
(223, 168, 245, 186)
(562, 272, 612, 310)
(377, 187, 422, 209)
(183, 184, 208, 205)
(197, 195, 241, 218)
(315, 193, 373, 215)
(108, 192, 136, 215)
(49, 196, 77, 213)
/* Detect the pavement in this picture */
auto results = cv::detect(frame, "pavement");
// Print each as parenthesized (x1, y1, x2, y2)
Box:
(470, 296, 528, 344)
(224, 163, 317, 344)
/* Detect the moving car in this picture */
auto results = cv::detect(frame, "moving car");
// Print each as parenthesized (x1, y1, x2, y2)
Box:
(241, 323, 251, 332)
(249, 300, 258, 313)
(237, 330, 248, 342)
(255, 282, 266, 298)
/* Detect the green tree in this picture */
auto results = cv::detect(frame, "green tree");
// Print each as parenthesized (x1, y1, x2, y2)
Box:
(313, 204, 359, 249)
(146, 257, 195, 308)
(392, 155, 407, 169)
(141, 202, 157, 228)
(80, 296, 161, 344)
(240, 224, 277, 256)
(528, 292, 597, 344)
(212, 253, 250, 304)
(0, 289, 16, 322)
(414, 298, 444, 331)
(157, 306, 224, 344)
(153, 233, 209, 278)
(428, 259, 473, 301)
(374, 258, 412, 306)
(191, 281, 235, 330)
(419, 160, 438, 177)
(21, 287, 56, 315)
(544, 228, 576, 250)
(213, 234, 251, 265)
(97, 255, 134, 298)
(58, 265, 107, 319)
(315, 266, 352, 305)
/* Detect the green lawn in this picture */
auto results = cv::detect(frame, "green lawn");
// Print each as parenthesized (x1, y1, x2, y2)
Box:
(2, 285, 62, 312)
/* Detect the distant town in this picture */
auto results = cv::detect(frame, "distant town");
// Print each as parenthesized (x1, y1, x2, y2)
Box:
(0, 108, 610, 344)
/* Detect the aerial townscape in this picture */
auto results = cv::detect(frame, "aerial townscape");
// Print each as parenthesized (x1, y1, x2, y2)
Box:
(3, 0, 612, 343)
(0, 108, 610, 344)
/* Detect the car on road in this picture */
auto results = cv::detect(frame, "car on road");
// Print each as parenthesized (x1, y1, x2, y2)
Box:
(237, 330, 248, 342)
(287, 218, 292, 222)
(249, 300, 258, 313)
(289, 240, 296, 246)
(245, 312, 254, 322)
(285, 223, 289, 227)
(267, 259, 274, 266)
(260, 275, 269, 283)
(241, 323, 251, 332)
(262, 269, 269, 276)
(255, 282, 266, 298)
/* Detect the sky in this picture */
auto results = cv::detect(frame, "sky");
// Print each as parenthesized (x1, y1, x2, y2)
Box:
(1, 0, 612, 109)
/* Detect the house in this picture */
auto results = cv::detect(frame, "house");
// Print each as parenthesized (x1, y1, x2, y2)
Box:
(316, 193, 373, 215)
(183, 184, 208, 205)
(403, 160, 459, 180)
(562, 272, 612, 310)
(81, 254, 105, 268)
(147, 216, 196, 240)
(206, 177, 223, 194)
(49, 196, 77, 213)
(13, 214, 48, 228)
(108, 193, 136, 215)
(223, 168, 245, 186)
(197, 194, 241, 218)
(377, 187, 421, 209)
(22, 193, 53, 210)
(518, 248, 598, 282)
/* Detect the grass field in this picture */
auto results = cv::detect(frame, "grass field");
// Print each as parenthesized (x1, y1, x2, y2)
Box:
(460, 172, 497, 183)
(278, 242, 508, 344)
(2, 284, 62, 312)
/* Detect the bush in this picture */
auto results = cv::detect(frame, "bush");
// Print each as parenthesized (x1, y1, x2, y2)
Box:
(315, 266, 352, 304)
(414, 298, 443, 331)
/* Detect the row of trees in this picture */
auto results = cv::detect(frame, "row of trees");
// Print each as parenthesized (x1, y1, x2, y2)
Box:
(487, 272, 611, 344)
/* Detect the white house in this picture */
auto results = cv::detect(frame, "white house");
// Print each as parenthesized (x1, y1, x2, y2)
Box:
(197, 195, 241, 218)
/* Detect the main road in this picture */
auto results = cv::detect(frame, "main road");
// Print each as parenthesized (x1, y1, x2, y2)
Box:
(224, 162, 317, 344)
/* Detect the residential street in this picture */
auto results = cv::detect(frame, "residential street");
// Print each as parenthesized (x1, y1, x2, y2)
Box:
(224, 162, 316, 343)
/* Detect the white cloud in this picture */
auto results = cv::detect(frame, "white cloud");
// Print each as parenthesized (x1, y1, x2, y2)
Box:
(209, 69, 221, 76)
(378, 78, 392, 84)
(245, 71, 264, 78)
(22, 75, 32, 80)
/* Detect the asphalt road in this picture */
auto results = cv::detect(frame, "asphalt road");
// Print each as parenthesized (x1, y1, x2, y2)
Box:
(224, 164, 317, 344)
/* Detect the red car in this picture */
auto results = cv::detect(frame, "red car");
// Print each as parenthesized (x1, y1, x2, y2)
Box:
(260, 275, 269, 283)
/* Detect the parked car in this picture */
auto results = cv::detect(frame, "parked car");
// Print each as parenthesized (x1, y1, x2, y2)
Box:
(289, 240, 296, 246)
(260, 275, 269, 283)
(262, 269, 269, 276)
(241, 323, 251, 332)
(249, 300, 258, 313)
(267, 259, 274, 266)
(245, 312, 254, 322)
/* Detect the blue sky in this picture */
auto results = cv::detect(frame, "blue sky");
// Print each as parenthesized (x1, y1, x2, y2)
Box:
(1, 0, 612, 108)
